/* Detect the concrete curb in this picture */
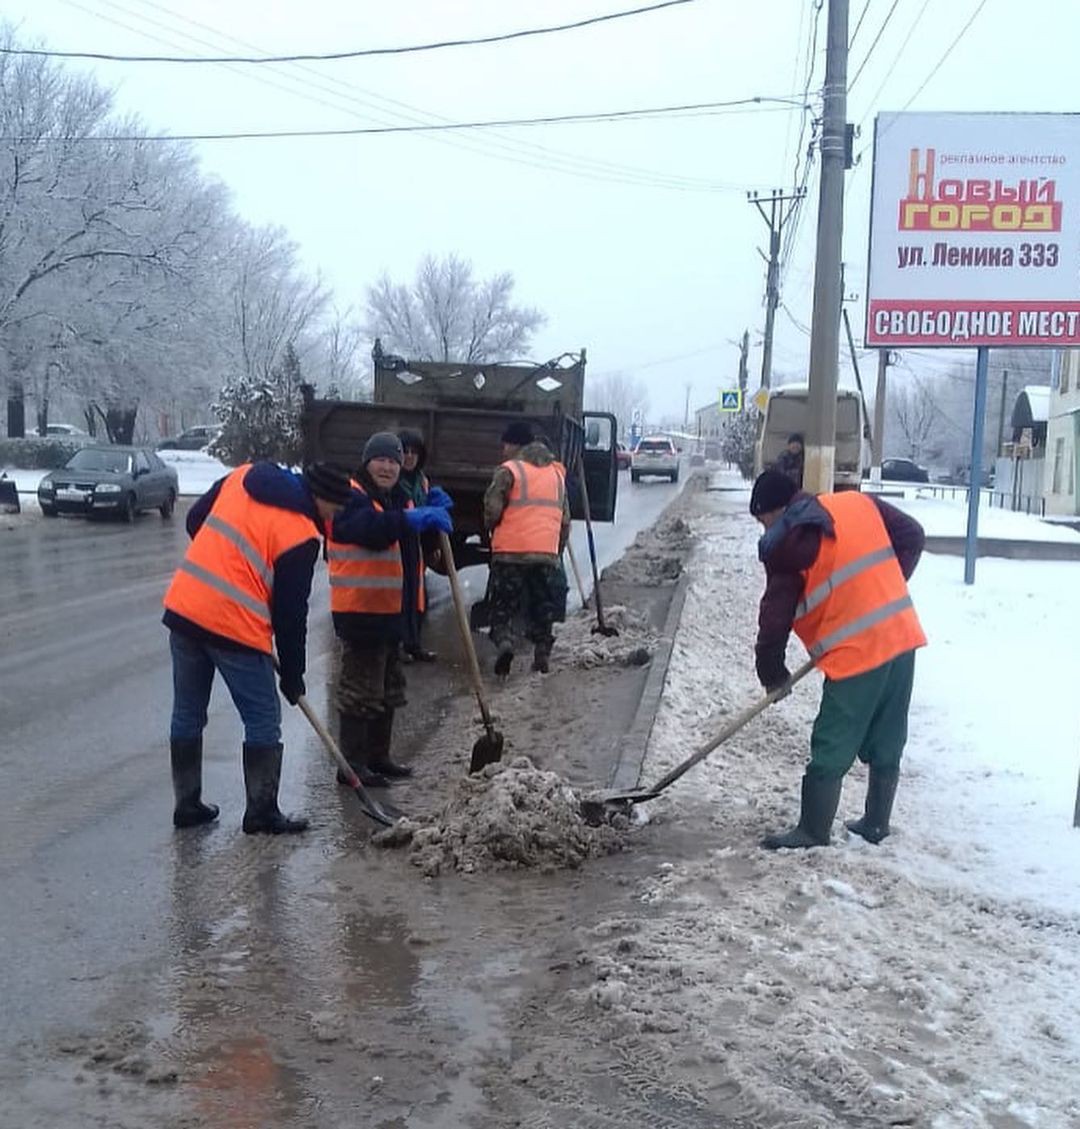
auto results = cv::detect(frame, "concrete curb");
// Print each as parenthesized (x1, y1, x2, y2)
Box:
(925, 535, 1080, 562)
(607, 568, 692, 791)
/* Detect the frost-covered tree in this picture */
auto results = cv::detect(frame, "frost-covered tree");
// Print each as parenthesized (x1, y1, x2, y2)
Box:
(366, 253, 545, 363)
(585, 372, 649, 439)
(212, 342, 304, 466)
(721, 411, 758, 479)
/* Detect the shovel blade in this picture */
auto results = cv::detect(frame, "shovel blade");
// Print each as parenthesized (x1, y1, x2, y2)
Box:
(591, 622, 619, 637)
(579, 789, 659, 825)
(350, 784, 402, 827)
(468, 730, 505, 775)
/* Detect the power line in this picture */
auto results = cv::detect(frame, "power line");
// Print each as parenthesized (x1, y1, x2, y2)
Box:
(67, 0, 740, 192)
(849, 0, 875, 47)
(848, 0, 903, 90)
(855, 0, 933, 129)
(895, 0, 989, 112)
(0, 0, 699, 64)
(0, 96, 805, 144)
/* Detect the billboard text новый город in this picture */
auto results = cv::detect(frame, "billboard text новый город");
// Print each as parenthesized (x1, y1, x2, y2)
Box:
(865, 112, 1080, 348)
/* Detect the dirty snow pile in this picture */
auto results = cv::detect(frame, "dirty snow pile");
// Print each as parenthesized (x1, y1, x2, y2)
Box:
(554, 603, 655, 669)
(602, 514, 693, 587)
(372, 756, 626, 876)
(566, 496, 1080, 1128)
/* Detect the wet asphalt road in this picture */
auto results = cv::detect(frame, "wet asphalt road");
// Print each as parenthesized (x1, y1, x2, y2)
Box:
(0, 468, 686, 1061)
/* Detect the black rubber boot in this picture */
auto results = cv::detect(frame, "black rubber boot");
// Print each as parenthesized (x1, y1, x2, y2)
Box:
(531, 643, 552, 674)
(241, 743, 308, 834)
(761, 773, 843, 850)
(171, 737, 219, 828)
(846, 767, 900, 844)
(336, 713, 390, 788)
(367, 710, 413, 779)
(494, 646, 514, 678)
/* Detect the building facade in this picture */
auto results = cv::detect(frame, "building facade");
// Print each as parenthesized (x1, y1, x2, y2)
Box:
(1045, 351, 1080, 516)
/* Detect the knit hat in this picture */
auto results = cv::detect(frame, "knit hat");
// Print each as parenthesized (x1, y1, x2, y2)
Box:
(501, 420, 534, 447)
(787, 433, 804, 446)
(362, 431, 404, 466)
(749, 469, 798, 516)
(302, 462, 353, 505)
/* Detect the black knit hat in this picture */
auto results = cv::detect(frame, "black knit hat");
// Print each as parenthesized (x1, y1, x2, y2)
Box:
(501, 420, 534, 447)
(303, 462, 353, 505)
(362, 431, 404, 466)
(749, 469, 798, 516)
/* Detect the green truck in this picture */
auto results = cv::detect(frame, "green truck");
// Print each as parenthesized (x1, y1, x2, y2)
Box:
(300, 341, 619, 572)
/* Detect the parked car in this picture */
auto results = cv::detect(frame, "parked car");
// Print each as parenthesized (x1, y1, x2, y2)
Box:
(616, 442, 632, 471)
(31, 422, 89, 438)
(38, 445, 179, 521)
(880, 457, 930, 484)
(630, 436, 679, 483)
(158, 424, 221, 451)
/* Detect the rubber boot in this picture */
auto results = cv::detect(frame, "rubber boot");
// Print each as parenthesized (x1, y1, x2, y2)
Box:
(494, 644, 514, 679)
(531, 641, 552, 674)
(761, 773, 842, 850)
(241, 743, 308, 835)
(845, 767, 900, 844)
(171, 737, 219, 828)
(336, 713, 390, 789)
(367, 710, 413, 779)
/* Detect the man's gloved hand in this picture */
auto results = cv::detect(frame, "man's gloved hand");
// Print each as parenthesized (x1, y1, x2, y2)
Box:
(426, 485, 454, 510)
(404, 506, 453, 535)
(279, 674, 306, 705)
(755, 646, 791, 695)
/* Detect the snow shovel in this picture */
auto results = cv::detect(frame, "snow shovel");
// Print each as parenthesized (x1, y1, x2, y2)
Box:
(574, 454, 618, 637)
(566, 539, 589, 609)
(580, 660, 815, 824)
(438, 531, 505, 774)
(273, 658, 401, 827)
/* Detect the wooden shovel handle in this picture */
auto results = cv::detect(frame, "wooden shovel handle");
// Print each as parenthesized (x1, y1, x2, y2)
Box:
(439, 532, 496, 731)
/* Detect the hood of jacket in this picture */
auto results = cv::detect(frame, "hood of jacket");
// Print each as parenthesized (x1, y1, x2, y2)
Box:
(513, 441, 559, 469)
(757, 491, 834, 563)
(242, 462, 320, 524)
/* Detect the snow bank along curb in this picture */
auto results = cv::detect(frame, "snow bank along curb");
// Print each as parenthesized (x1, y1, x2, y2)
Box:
(924, 533, 1080, 561)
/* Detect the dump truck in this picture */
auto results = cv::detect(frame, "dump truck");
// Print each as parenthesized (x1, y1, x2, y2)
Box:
(300, 341, 618, 571)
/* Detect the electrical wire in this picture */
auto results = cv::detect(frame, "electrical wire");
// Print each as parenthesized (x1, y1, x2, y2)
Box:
(1, 97, 804, 144)
(855, 0, 933, 129)
(849, 0, 875, 48)
(0, 0, 699, 63)
(848, 0, 903, 91)
(64, 0, 734, 191)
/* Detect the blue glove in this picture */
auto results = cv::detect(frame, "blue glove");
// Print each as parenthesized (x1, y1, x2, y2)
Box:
(426, 485, 454, 510)
(404, 506, 453, 535)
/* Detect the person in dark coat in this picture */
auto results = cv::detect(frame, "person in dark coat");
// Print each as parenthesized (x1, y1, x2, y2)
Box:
(328, 432, 452, 786)
(773, 433, 804, 488)
(397, 429, 437, 663)
(750, 469, 926, 850)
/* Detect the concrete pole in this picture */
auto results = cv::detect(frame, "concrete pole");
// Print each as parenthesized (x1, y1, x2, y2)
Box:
(804, 0, 849, 495)
(871, 350, 888, 483)
(995, 369, 1010, 458)
(760, 207, 781, 392)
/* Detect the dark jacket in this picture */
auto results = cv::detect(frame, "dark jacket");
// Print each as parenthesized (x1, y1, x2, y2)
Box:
(773, 448, 804, 488)
(756, 491, 925, 664)
(484, 441, 572, 566)
(163, 462, 323, 688)
(329, 468, 422, 647)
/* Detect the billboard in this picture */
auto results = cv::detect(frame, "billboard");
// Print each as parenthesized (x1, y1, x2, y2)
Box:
(866, 112, 1080, 348)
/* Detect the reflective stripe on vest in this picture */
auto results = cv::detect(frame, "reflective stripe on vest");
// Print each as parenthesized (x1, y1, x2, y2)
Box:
(491, 460, 565, 556)
(163, 464, 319, 652)
(326, 485, 404, 615)
(792, 492, 926, 679)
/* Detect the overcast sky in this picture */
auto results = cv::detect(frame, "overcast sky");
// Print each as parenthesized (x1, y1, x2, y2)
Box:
(5, 0, 1079, 418)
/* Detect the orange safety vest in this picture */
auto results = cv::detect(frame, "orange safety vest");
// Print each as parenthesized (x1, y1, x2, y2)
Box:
(326, 482, 422, 615)
(163, 465, 320, 652)
(490, 459, 565, 556)
(793, 492, 926, 680)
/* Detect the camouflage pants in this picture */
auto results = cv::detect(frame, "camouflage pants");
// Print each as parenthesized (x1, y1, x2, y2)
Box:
(333, 639, 407, 718)
(488, 562, 560, 654)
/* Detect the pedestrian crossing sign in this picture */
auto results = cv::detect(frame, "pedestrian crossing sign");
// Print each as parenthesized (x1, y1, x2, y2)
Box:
(720, 389, 742, 412)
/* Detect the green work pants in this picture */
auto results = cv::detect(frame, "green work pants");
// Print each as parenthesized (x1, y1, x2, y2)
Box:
(807, 650, 916, 781)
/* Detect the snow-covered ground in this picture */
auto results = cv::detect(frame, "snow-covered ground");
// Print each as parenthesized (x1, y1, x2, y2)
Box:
(590, 487, 1080, 1127)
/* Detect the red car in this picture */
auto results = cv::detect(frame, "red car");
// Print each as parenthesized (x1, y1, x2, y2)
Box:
(616, 442, 632, 471)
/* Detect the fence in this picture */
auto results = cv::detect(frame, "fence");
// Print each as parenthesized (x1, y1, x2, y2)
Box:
(919, 483, 1046, 517)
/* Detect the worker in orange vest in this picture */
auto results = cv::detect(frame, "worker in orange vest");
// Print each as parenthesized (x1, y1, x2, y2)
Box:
(163, 461, 353, 834)
(328, 432, 453, 786)
(484, 421, 571, 677)
(750, 469, 927, 849)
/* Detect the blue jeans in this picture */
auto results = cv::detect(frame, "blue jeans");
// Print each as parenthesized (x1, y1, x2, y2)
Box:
(169, 631, 282, 746)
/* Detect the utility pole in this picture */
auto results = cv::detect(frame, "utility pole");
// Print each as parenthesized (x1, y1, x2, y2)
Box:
(683, 383, 691, 432)
(995, 368, 1010, 457)
(871, 350, 889, 482)
(748, 187, 807, 391)
(805, 0, 850, 495)
(737, 329, 749, 395)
